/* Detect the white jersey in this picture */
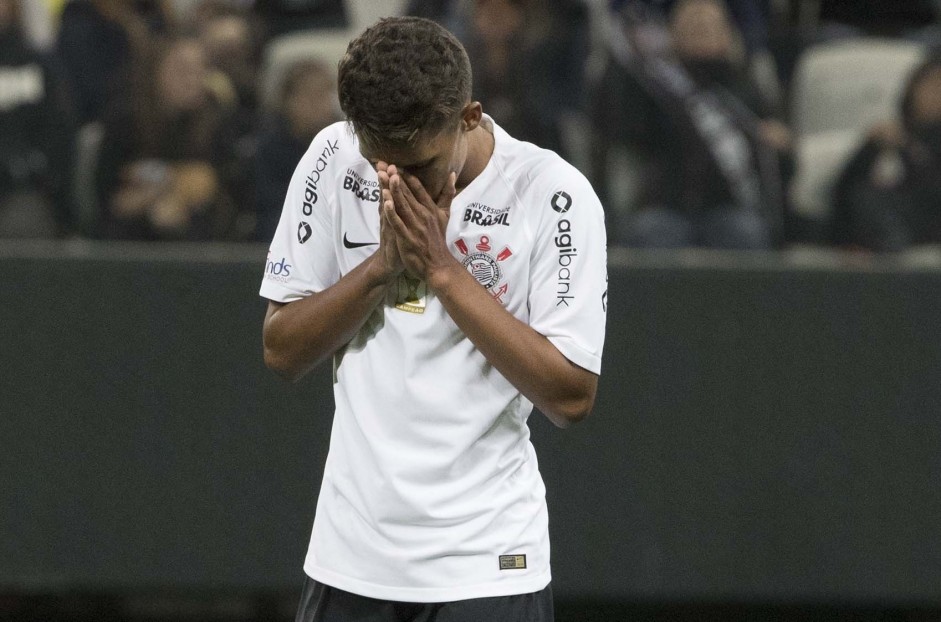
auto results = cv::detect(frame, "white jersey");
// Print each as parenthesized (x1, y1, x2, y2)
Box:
(260, 118, 607, 602)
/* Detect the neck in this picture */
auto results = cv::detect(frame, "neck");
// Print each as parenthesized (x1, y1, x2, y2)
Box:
(456, 124, 495, 190)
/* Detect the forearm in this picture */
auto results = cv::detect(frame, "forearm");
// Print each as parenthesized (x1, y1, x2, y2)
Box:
(382, 165, 597, 426)
(429, 261, 597, 427)
(263, 253, 393, 381)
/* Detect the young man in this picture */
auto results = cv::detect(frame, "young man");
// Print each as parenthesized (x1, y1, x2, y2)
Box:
(260, 16, 607, 621)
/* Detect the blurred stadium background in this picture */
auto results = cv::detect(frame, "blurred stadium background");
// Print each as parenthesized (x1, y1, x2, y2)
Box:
(3, 0, 941, 620)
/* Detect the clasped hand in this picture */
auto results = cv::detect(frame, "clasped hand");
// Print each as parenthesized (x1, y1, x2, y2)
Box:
(375, 162, 458, 283)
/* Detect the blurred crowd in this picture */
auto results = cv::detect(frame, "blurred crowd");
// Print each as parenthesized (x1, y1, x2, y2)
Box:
(1, 0, 941, 251)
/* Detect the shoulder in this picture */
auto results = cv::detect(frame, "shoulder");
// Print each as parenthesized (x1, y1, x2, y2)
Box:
(293, 122, 361, 171)
(494, 127, 599, 214)
(292, 122, 357, 185)
(283, 122, 360, 215)
(299, 121, 354, 160)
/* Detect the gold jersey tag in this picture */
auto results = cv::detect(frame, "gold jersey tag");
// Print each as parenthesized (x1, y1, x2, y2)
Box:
(499, 554, 527, 570)
(394, 275, 427, 314)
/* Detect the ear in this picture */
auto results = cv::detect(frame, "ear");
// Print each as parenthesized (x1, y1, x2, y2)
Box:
(460, 102, 483, 133)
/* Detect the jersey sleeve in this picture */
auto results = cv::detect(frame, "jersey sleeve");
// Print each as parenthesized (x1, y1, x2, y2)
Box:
(527, 164, 608, 374)
(259, 125, 344, 303)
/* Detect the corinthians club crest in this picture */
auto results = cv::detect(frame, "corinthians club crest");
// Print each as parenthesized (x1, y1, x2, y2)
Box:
(455, 235, 512, 303)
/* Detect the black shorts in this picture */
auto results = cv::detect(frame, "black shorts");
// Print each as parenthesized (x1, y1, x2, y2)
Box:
(295, 575, 555, 622)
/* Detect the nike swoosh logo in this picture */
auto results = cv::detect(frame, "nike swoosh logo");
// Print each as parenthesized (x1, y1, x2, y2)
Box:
(343, 233, 378, 249)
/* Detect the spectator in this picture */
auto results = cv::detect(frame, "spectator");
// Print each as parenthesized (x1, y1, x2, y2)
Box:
(724, 0, 772, 56)
(457, 0, 590, 156)
(254, 59, 339, 241)
(591, 0, 786, 248)
(405, 0, 465, 36)
(55, 0, 154, 124)
(0, 0, 76, 237)
(198, 8, 262, 222)
(198, 7, 260, 116)
(172, 0, 254, 27)
(830, 57, 941, 252)
(623, 0, 774, 55)
(405, 0, 456, 22)
(95, 35, 240, 240)
(620, 0, 786, 114)
(671, 0, 789, 148)
(252, 0, 346, 41)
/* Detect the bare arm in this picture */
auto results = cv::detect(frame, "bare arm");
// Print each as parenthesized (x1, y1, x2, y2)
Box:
(263, 164, 403, 381)
(385, 168, 598, 427)
(431, 260, 598, 428)
(262, 252, 396, 382)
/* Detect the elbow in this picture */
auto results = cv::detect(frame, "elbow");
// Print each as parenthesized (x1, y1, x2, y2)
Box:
(540, 368, 599, 428)
(263, 345, 305, 383)
(544, 394, 594, 429)
(552, 367, 599, 428)
(263, 304, 311, 383)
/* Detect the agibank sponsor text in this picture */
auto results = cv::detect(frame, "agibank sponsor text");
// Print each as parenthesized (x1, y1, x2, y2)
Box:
(301, 139, 340, 216)
(555, 218, 577, 307)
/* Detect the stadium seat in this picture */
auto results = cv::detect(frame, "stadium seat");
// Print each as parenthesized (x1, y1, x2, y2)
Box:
(790, 129, 864, 219)
(258, 1, 416, 112)
(791, 38, 926, 136)
(344, 0, 408, 35)
(259, 29, 353, 110)
(789, 38, 926, 218)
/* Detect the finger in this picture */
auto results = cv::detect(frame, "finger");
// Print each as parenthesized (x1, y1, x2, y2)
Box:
(388, 165, 425, 217)
(377, 187, 392, 217)
(377, 161, 390, 183)
(375, 163, 392, 216)
(399, 173, 427, 210)
(393, 173, 430, 221)
(379, 199, 400, 245)
(377, 169, 390, 189)
(401, 172, 435, 209)
(377, 173, 391, 214)
(382, 197, 395, 223)
(383, 196, 411, 239)
(390, 174, 420, 227)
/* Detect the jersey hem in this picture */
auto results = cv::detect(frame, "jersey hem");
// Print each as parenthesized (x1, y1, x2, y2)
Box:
(303, 563, 552, 603)
(547, 335, 602, 374)
(259, 281, 315, 304)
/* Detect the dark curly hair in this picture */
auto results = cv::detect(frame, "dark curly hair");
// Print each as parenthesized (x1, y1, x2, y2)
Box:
(337, 17, 472, 153)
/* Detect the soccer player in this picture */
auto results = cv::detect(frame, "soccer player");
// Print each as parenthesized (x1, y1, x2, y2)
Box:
(260, 16, 607, 622)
